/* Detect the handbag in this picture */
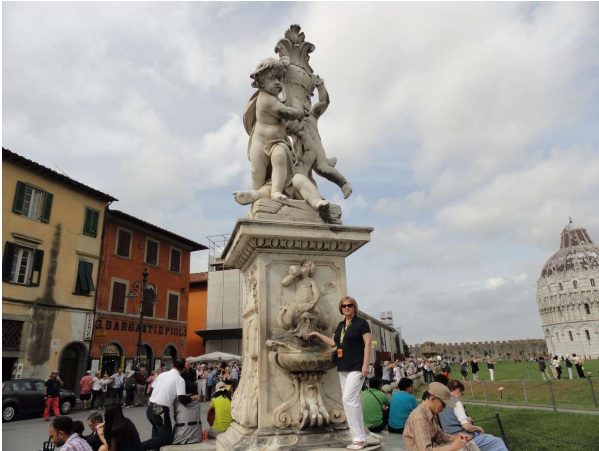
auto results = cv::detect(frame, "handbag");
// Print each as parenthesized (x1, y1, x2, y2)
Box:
(207, 406, 215, 427)
(368, 389, 389, 428)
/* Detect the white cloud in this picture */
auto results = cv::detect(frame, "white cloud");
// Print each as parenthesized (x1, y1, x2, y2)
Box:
(3, 2, 598, 344)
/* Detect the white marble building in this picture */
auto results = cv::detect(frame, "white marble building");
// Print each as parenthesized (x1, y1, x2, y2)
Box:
(537, 220, 599, 358)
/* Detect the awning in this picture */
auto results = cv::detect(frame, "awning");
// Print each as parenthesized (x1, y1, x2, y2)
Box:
(194, 328, 242, 341)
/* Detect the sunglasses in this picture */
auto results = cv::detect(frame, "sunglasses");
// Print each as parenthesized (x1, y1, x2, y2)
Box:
(341, 304, 354, 309)
(433, 396, 446, 408)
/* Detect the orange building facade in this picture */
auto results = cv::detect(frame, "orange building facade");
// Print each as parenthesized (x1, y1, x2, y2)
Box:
(186, 272, 208, 357)
(91, 209, 205, 373)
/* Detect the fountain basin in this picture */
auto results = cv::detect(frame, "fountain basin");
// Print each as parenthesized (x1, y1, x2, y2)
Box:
(275, 350, 335, 373)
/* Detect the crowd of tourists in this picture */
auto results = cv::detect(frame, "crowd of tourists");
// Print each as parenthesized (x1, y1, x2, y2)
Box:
(45, 357, 239, 450)
(536, 353, 587, 381)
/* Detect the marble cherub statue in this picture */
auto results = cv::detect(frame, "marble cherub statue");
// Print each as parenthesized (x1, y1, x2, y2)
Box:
(288, 75, 352, 199)
(233, 57, 330, 212)
(278, 260, 330, 341)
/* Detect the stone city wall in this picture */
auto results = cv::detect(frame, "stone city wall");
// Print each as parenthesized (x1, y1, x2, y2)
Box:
(409, 339, 547, 360)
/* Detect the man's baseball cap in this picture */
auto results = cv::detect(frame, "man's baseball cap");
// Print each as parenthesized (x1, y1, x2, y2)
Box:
(427, 382, 455, 408)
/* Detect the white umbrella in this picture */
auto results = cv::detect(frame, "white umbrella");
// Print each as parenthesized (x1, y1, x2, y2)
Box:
(187, 351, 241, 363)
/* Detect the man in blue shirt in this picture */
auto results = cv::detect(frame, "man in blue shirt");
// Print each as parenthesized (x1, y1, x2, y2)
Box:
(388, 377, 417, 433)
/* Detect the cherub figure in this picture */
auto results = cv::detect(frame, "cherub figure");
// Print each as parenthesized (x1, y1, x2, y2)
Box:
(278, 260, 329, 340)
(290, 76, 352, 199)
(234, 58, 330, 212)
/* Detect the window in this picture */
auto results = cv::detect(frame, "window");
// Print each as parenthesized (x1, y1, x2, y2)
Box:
(573, 280, 578, 289)
(169, 248, 181, 273)
(568, 331, 573, 341)
(83, 208, 100, 237)
(110, 280, 127, 313)
(591, 278, 596, 287)
(11, 380, 33, 392)
(75, 260, 95, 295)
(558, 283, 563, 291)
(584, 303, 591, 315)
(585, 330, 591, 341)
(2, 320, 24, 351)
(12, 181, 53, 223)
(141, 286, 156, 317)
(145, 239, 159, 266)
(2, 242, 43, 286)
(116, 229, 132, 258)
(167, 292, 179, 320)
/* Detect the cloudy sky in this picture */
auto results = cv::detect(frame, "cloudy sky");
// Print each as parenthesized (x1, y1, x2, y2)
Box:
(4, 2, 599, 344)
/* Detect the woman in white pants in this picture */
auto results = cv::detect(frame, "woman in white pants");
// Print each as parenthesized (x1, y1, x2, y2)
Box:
(307, 296, 373, 450)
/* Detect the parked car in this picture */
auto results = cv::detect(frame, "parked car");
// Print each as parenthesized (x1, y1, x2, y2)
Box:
(2, 378, 76, 422)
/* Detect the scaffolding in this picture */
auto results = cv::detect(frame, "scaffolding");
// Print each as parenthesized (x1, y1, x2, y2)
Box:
(206, 234, 230, 271)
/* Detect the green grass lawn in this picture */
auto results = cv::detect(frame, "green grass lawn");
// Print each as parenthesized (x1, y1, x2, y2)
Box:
(461, 404, 599, 451)
(416, 360, 599, 410)
(449, 359, 599, 381)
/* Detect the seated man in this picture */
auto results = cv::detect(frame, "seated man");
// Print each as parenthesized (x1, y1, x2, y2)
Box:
(439, 380, 508, 451)
(361, 377, 390, 432)
(49, 416, 93, 451)
(388, 378, 417, 434)
(172, 397, 203, 444)
(83, 412, 104, 451)
(208, 382, 233, 438)
(403, 382, 477, 450)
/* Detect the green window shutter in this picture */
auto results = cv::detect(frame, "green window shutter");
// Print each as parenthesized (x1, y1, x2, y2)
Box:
(3, 242, 16, 281)
(83, 210, 91, 235)
(91, 210, 99, 236)
(75, 260, 94, 294)
(30, 249, 44, 286)
(40, 192, 53, 223)
(83, 209, 99, 237)
(12, 182, 26, 214)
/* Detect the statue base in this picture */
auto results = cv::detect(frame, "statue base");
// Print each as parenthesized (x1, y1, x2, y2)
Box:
(217, 422, 360, 450)
(220, 218, 373, 451)
(250, 198, 342, 224)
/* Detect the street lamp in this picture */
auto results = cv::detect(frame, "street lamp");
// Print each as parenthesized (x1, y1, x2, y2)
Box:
(127, 267, 157, 370)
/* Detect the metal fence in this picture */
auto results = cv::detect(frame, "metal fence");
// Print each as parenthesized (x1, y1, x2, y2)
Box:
(465, 377, 598, 411)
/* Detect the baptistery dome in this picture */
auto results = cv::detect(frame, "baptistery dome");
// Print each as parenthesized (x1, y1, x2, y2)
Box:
(537, 220, 599, 358)
(540, 222, 599, 278)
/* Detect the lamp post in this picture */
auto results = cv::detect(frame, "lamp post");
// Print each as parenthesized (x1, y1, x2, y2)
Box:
(127, 267, 157, 370)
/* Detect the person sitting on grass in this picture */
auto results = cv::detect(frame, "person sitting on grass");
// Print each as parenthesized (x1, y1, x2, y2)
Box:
(388, 377, 417, 434)
(361, 377, 390, 433)
(439, 380, 508, 451)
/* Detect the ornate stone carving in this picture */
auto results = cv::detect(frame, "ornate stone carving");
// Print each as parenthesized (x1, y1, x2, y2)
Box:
(233, 24, 352, 219)
(277, 260, 330, 342)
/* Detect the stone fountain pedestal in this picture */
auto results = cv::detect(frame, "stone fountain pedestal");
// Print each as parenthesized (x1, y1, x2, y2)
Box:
(216, 216, 373, 450)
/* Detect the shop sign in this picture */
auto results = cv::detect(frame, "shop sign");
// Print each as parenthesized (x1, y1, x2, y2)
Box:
(94, 318, 186, 336)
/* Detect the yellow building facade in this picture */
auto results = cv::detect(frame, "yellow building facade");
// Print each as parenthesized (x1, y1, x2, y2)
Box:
(2, 148, 115, 392)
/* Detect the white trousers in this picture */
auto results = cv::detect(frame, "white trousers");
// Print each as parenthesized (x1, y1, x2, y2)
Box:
(567, 367, 573, 379)
(489, 369, 495, 381)
(338, 371, 367, 443)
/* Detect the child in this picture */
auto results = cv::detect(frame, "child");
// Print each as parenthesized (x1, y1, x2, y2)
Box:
(235, 57, 305, 205)
(234, 58, 329, 211)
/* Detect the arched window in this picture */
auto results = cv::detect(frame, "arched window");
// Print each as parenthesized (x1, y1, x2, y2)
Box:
(555, 331, 560, 342)
(591, 278, 596, 287)
(568, 331, 574, 341)
(558, 283, 563, 291)
(585, 330, 591, 341)
(584, 303, 591, 315)
(573, 280, 578, 289)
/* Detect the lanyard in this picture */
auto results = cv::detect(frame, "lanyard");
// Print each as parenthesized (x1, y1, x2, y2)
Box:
(340, 320, 351, 343)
